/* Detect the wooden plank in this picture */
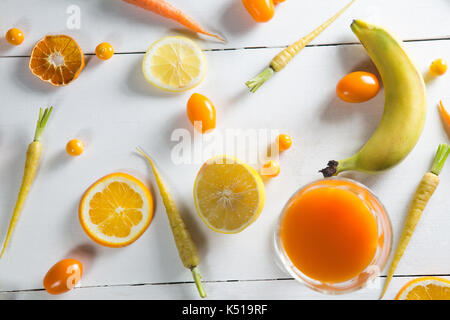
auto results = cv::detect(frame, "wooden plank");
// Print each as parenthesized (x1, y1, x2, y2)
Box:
(0, 39, 448, 299)
(1, 276, 448, 300)
(1, 0, 450, 56)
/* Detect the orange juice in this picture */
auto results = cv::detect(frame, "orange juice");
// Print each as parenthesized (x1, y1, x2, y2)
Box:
(279, 179, 379, 284)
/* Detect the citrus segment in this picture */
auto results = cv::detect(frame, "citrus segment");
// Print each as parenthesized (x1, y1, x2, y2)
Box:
(194, 155, 265, 233)
(142, 36, 206, 92)
(79, 173, 153, 247)
(395, 277, 450, 300)
(29, 35, 85, 86)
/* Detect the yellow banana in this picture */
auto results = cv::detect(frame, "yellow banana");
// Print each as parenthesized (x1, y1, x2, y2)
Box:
(320, 20, 427, 177)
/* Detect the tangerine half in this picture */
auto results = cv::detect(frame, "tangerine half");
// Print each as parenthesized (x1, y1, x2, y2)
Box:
(29, 35, 85, 86)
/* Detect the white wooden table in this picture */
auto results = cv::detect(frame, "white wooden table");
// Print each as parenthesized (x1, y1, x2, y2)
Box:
(0, 0, 449, 300)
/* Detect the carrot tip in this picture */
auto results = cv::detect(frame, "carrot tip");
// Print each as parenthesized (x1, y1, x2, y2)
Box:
(206, 32, 227, 43)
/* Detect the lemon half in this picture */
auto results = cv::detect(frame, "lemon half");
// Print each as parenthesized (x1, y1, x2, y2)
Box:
(194, 155, 266, 234)
(142, 36, 206, 92)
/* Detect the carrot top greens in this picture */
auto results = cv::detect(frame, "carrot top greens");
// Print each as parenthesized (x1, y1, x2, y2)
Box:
(34, 107, 53, 142)
(431, 143, 450, 175)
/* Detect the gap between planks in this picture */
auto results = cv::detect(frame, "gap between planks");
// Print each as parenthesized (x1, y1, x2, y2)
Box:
(1, 274, 449, 294)
(1, 36, 450, 59)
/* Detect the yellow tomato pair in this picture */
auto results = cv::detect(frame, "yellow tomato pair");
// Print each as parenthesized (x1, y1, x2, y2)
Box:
(260, 134, 292, 178)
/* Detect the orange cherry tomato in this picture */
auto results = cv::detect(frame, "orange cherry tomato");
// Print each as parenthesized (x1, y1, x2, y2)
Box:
(43, 259, 83, 295)
(429, 58, 447, 76)
(95, 42, 114, 60)
(5, 28, 24, 46)
(187, 93, 216, 133)
(242, 0, 275, 23)
(261, 160, 280, 177)
(336, 71, 380, 103)
(66, 139, 84, 156)
(276, 134, 292, 152)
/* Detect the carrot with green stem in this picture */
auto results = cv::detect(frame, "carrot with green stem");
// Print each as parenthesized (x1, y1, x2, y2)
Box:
(136, 147, 206, 298)
(122, 0, 225, 42)
(246, 0, 355, 92)
(380, 143, 450, 299)
(0, 107, 53, 258)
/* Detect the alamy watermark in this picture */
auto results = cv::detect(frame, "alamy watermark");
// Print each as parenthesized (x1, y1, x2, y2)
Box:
(66, 5, 81, 30)
(171, 123, 282, 175)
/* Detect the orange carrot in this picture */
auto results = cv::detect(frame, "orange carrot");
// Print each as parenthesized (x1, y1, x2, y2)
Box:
(123, 0, 224, 41)
(438, 100, 450, 137)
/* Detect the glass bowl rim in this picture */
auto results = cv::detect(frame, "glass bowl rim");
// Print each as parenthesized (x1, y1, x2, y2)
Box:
(274, 176, 393, 295)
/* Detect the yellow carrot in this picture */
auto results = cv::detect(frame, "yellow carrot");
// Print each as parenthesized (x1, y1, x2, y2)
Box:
(136, 147, 206, 298)
(380, 144, 450, 299)
(0, 107, 53, 258)
(246, 0, 355, 92)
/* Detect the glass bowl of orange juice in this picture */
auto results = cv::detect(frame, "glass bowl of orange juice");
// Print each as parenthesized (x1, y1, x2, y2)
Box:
(274, 178, 392, 294)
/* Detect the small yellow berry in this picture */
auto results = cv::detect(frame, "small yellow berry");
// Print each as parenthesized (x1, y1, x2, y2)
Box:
(430, 58, 448, 76)
(5, 28, 24, 46)
(66, 139, 84, 156)
(95, 42, 114, 60)
(261, 160, 280, 177)
(276, 134, 292, 152)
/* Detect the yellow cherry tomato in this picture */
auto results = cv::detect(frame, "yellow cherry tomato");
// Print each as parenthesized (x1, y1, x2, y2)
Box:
(276, 134, 292, 152)
(186, 93, 216, 133)
(429, 58, 447, 76)
(43, 259, 83, 295)
(95, 42, 114, 60)
(66, 139, 84, 156)
(261, 160, 280, 177)
(242, 0, 275, 23)
(5, 28, 24, 46)
(336, 71, 380, 103)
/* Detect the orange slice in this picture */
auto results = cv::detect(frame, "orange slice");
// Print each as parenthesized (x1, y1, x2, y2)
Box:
(29, 35, 85, 86)
(79, 173, 153, 247)
(395, 277, 450, 300)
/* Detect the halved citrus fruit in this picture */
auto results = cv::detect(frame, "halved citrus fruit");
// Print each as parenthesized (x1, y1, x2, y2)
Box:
(79, 173, 153, 247)
(142, 36, 206, 92)
(395, 277, 450, 300)
(29, 35, 85, 86)
(193, 155, 265, 234)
